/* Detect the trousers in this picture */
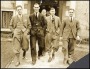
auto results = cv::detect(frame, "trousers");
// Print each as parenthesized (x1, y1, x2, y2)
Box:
(62, 38, 76, 59)
(13, 30, 29, 54)
(30, 28, 45, 61)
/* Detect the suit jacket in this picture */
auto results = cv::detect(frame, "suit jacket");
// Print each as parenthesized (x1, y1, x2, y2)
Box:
(29, 13, 47, 35)
(29, 13, 47, 29)
(46, 15, 61, 36)
(10, 14, 31, 51)
(10, 14, 31, 33)
(61, 17, 81, 39)
(45, 15, 61, 50)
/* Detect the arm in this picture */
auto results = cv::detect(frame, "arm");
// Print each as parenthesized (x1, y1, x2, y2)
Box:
(42, 16, 47, 36)
(60, 20, 66, 37)
(76, 21, 81, 40)
(76, 20, 81, 37)
(42, 16, 47, 30)
(45, 17, 50, 33)
(26, 15, 31, 33)
(9, 16, 14, 33)
(56, 17, 61, 36)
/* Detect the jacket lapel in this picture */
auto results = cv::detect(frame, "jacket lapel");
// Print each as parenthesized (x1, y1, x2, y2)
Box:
(68, 17, 74, 27)
(47, 16, 52, 30)
(72, 18, 76, 27)
(16, 15, 19, 25)
(33, 13, 36, 20)
(54, 16, 58, 29)
(38, 13, 41, 20)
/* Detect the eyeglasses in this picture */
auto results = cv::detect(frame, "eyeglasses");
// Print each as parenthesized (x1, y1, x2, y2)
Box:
(34, 7, 39, 8)
(69, 12, 73, 13)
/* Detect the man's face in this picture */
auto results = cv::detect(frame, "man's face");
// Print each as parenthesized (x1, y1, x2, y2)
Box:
(33, 4, 40, 12)
(68, 9, 74, 17)
(17, 7, 22, 15)
(41, 9, 46, 16)
(50, 9, 55, 16)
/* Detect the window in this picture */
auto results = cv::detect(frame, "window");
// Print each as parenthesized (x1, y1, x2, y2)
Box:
(1, 11, 13, 28)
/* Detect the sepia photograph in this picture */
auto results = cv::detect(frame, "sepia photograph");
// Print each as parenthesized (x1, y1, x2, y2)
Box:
(1, 0, 89, 68)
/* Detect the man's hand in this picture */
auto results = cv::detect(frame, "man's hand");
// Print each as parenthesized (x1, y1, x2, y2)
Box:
(22, 28, 26, 33)
(76, 36, 81, 40)
(60, 37, 63, 40)
(52, 35, 58, 39)
(59, 41, 63, 45)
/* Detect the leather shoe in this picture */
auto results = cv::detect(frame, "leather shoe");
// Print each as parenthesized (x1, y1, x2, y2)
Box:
(15, 62, 20, 67)
(32, 61, 36, 65)
(48, 57, 52, 62)
(52, 54, 55, 59)
(38, 56, 40, 59)
(63, 58, 68, 65)
(67, 58, 73, 64)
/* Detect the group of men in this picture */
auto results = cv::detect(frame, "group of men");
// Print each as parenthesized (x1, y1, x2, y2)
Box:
(10, 3, 81, 67)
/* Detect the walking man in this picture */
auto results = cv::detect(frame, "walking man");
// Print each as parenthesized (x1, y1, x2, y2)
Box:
(45, 7, 61, 62)
(10, 5, 31, 66)
(29, 3, 47, 65)
(61, 9, 81, 65)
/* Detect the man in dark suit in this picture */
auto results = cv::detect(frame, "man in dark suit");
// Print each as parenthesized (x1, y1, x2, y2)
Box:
(60, 9, 81, 65)
(10, 5, 31, 66)
(29, 3, 47, 65)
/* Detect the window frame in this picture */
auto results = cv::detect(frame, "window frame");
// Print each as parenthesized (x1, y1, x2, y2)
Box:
(1, 9, 15, 32)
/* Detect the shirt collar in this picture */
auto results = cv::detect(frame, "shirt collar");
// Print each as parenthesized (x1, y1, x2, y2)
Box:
(50, 15, 55, 20)
(18, 14, 22, 18)
(69, 16, 74, 20)
(34, 12, 39, 16)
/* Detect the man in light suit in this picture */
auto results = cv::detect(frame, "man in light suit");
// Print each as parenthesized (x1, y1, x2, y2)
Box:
(10, 5, 31, 66)
(45, 7, 61, 62)
(60, 9, 81, 65)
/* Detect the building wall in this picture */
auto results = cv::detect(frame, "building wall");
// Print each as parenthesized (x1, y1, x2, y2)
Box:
(75, 1, 89, 39)
(1, 1, 89, 39)
(58, 1, 66, 22)
(1, 1, 15, 29)
(62, 1, 67, 21)
(1, 1, 14, 9)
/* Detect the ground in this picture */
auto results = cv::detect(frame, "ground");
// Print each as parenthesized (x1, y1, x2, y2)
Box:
(1, 38, 89, 68)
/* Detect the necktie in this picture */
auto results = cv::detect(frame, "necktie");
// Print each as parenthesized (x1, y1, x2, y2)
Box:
(71, 17, 72, 22)
(52, 16, 54, 23)
(52, 16, 56, 30)
(36, 12, 37, 19)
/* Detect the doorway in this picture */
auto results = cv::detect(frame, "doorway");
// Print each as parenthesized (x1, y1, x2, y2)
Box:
(30, 0, 65, 21)
(39, 0, 59, 16)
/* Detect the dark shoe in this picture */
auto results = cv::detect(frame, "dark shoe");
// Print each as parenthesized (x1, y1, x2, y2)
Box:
(42, 51, 45, 56)
(38, 56, 40, 59)
(32, 61, 36, 65)
(63, 58, 68, 65)
(22, 56, 27, 60)
(67, 60, 71, 65)
(22, 56, 25, 59)
(48, 57, 52, 62)
(15, 62, 20, 67)
(52, 53, 55, 59)
(23, 51, 26, 58)
(38, 55, 42, 59)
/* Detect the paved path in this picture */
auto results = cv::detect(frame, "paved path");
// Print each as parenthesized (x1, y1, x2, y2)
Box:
(5, 39, 89, 68)
(7, 44, 69, 68)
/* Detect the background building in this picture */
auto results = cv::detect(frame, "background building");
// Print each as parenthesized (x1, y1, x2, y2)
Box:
(1, 0, 89, 39)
